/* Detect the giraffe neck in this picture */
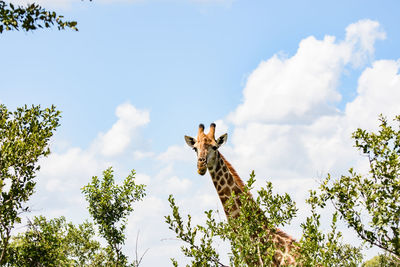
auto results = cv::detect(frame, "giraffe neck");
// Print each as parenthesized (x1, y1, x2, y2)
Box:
(207, 151, 298, 266)
(208, 151, 245, 218)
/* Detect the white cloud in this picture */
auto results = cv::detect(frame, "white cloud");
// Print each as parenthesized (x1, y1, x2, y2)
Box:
(36, 103, 150, 195)
(224, 126, 306, 188)
(39, 147, 107, 192)
(229, 20, 386, 126)
(346, 59, 400, 128)
(166, 176, 192, 193)
(157, 144, 194, 163)
(298, 59, 400, 180)
(27, 102, 152, 232)
(135, 173, 151, 185)
(95, 102, 149, 157)
(213, 119, 229, 138)
(133, 150, 155, 160)
(129, 196, 165, 224)
(224, 20, 391, 179)
(194, 192, 221, 210)
(345, 19, 386, 67)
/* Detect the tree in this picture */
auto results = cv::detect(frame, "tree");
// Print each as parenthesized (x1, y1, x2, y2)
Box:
(3, 167, 147, 267)
(298, 190, 363, 266)
(319, 115, 400, 261)
(165, 172, 362, 266)
(5, 216, 102, 266)
(82, 167, 146, 267)
(0, 0, 92, 33)
(0, 104, 61, 264)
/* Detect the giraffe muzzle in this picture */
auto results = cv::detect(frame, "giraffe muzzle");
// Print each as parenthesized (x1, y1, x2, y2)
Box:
(197, 157, 207, 175)
(198, 167, 207, 175)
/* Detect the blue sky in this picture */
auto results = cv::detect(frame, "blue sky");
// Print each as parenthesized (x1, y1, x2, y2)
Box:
(2, 0, 400, 265)
(3, 0, 400, 149)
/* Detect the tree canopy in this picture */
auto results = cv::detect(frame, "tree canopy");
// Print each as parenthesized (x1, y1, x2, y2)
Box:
(82, 167, 147, 266)
(0, 0, 91, 33)
(0, 104, 61, 264)
(5, 216, 101, 266)
(166, 173, 363, 266)
(319, 115, 400, 260)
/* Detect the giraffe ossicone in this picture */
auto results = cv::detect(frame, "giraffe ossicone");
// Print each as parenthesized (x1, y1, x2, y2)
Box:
(184, 123, 299, 266)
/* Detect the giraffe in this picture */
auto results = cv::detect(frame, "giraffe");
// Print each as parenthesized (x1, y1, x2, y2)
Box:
(184, 123, 298, 266)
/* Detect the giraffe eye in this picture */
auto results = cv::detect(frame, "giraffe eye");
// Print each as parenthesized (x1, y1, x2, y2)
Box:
(193, 147, 198, 152)
(212, 146, 218, 150)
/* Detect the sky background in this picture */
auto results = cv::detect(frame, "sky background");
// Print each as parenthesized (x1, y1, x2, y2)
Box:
(2, 0, 400, 265)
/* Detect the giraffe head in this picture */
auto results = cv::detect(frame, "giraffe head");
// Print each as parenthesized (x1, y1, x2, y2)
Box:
(184, 123, 228, 176)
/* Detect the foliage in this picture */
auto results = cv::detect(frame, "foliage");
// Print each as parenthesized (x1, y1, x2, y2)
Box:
(298, 190, 363, 266)
(221, 172, 297, 266)
(82, 167, 146, 266)
(166, 172, 361, 266)
(3, 167, 147, 267)
(363, 253, 400, 267)
(0, 104, 61, 264)
(166, 195, 223, 267)
(5, 216, 101, 266)
(0, 1, 89, 33)
(319, 115, 400, 259)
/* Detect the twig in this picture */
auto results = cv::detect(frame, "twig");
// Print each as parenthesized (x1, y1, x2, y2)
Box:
(133, 230, 149, 267)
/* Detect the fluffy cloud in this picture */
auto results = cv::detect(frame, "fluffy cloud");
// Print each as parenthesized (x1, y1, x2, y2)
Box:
(37, 103, 149, 194)
(133, 150, 155, 160)
(345, 20, 386, 67)
(166, 176, 192, 193)
(157, 144, 194, 163)
(95, 102, 149, 157)
(30, 103, 150, 223)
(229, 19, 385, 126)
(212, 119, 229, 138)
(302, 59, 400, 177)
(38, 147, 107, 192)
(346, 59, 400, 127)
(225, 20, 390, 177)
(216, 21, 399, 257)
(135, 173, 151, 185)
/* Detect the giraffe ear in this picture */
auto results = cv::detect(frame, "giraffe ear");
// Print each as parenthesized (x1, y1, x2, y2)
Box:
(184, 135, 196, 148)
(216, 133, 228, 147)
